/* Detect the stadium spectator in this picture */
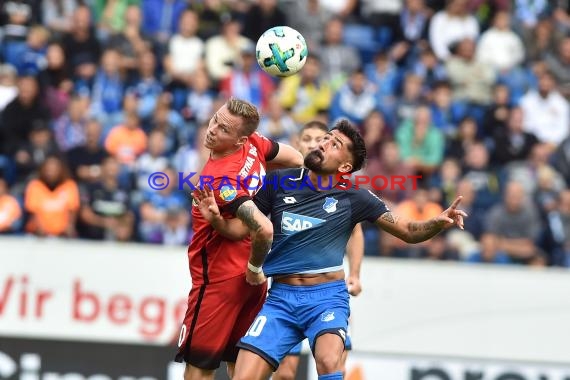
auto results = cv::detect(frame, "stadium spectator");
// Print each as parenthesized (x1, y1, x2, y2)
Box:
(329, 68, 377, 126)
(476, 11, 525, 74)
(428, 0, 479, 61)
(77, 156, 134, 241)
(391, 0, 431, 68)
(0, 64, 18, 113)
(38, 42, 73, 119)
(0, 178, 23, 234)
(461, 142, 501, 211)
(490, 107, 539, 167)
(140, 0, 186, 49)
(360, 109, 392, 158)
(445, 38, 496, 107)
(163, 9, 204, 87)
(0, 76, 50, 157)
(128, 50, 163, 126)
(41, 0, 77, 35)
(279, 55, 332, 124)
(363, 139, 414, 205)
(219, 41, 275, 113)
(204, 12, 252, 83)
(0, 0, 41, 67)
(428, 157, 462, 207)
(104, 111, 147, 168)
(519, 70, 569, 151)
(395, 105, 444, 176)
(391, 72, 424, 127)
(480, 181, 544, 265)
(241, 0, 288, 42)
(258, 95, 298, 144)
(52, 95, 89, 152)
(137, 167, 190, 244)
(66, 119, 107, 185)
(544, 36, 570, 99)
(445, 116, 480, 162)
(89, 48, 125, 133)
(92, 0, 139, 41)
(522, 16, 565, 63)
(429, 80, 467, 137)
(24, 155, 80, 237)
(106, 4, 154, 78)
(319, 17, 362, 87)
(135, 130, 169, 190)
(15, 25, 50, 77)
(281, 0, 333, 51)
(481, 83, 512, 140)
(61, 6, 101, 91)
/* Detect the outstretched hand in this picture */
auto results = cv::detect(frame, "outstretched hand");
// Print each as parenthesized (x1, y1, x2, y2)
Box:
(437, 196, 468, 230)
(193, 186, 221, 222)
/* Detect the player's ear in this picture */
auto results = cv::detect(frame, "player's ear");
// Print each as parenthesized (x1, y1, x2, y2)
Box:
(236, 135, 248, 147)
(338, 162, 353, 174)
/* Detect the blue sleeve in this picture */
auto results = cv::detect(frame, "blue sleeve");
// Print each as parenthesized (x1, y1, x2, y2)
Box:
(253, 170, 277, 215)
(350, 189, 390, 224)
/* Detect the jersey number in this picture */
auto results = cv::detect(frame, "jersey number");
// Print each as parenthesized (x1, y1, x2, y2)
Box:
(178, 324, 187, 347)
(245, 315, 267, 337)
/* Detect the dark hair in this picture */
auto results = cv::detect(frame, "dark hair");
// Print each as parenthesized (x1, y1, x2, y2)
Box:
(330, 119, 366, 173)
(300, 120, 328, 135)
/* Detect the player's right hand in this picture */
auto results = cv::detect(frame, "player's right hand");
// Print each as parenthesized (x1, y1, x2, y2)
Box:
(246, 269, 267, 285)
(194, 185, 221, 222)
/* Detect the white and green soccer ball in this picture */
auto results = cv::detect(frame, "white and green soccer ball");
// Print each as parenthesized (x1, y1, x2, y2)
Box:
(256, 26, 308, 78)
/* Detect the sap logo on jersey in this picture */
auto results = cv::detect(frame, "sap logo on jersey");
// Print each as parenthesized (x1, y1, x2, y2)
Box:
(281, 211, 325, 235)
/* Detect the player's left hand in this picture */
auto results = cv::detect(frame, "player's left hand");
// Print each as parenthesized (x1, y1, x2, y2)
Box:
(437, 196, 468, 230)
(246, 269, 267, 285)
(346, 275, 362, 296)
(194, 185, 221, 222)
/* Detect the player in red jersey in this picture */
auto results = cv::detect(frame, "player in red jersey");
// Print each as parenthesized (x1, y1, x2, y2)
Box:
(175, 98, 303, 380)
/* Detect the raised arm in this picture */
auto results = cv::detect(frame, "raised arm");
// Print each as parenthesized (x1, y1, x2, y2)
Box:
(375, 196, 467, 244)
(346, 223, 364, 296)
(266, 142, 304, 170)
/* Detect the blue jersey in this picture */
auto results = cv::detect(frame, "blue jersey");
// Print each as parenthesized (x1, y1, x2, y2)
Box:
(254, 168, 389, 277)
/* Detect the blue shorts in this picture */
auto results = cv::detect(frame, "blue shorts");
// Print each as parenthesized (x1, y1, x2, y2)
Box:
(237, 280, 350, 369)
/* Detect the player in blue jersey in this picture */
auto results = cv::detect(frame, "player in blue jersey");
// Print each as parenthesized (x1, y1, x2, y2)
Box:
(196, 119, 467, 380)
(274, 121, 361, 380)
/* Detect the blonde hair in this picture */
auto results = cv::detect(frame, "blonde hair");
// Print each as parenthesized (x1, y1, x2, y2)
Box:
(225, 97, 260, 136)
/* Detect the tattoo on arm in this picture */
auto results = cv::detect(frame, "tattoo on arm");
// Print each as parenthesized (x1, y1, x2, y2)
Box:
(381, 212, 396, 224)
(237, 202, 272, 266)
(236, 203, 262, 233)
(407, 219, 442, 242)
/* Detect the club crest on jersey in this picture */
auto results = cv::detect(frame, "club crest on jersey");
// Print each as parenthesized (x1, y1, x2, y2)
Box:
(281, 211, 325, 235)
(321, 311, 335, 322)
(219, 185, 237, 202)
(322, 197, 338, 213)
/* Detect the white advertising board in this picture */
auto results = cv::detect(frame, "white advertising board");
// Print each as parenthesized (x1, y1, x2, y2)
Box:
(308, 352, 570, 380)
(0, 236, 190, 345)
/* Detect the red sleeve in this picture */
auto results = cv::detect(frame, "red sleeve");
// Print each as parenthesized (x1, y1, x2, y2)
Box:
(249, 132, 279, 161)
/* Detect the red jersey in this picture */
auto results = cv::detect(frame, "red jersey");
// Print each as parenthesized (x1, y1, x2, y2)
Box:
(187, 132, 278, 285)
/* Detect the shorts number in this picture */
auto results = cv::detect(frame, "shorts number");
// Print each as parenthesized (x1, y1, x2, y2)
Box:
(178, 324, 187, 347)
(245, 316, 267, 337)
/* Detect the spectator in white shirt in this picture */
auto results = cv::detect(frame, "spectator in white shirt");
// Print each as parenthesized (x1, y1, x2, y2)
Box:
(163, 9, 204, 85)
(476, 11, 525, 72)
(428, 0, 480, 61)
(519, 71, 570, 152)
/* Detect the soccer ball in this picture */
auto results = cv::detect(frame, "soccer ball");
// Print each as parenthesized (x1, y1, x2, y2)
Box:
(256, 26, 308, 77)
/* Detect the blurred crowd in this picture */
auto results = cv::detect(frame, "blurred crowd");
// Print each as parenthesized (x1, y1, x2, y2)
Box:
(0, 0, 570, 268)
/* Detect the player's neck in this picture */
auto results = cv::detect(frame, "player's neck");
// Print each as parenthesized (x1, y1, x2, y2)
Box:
(307, 170, 338, 191)
(209, 146, 242, 160)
